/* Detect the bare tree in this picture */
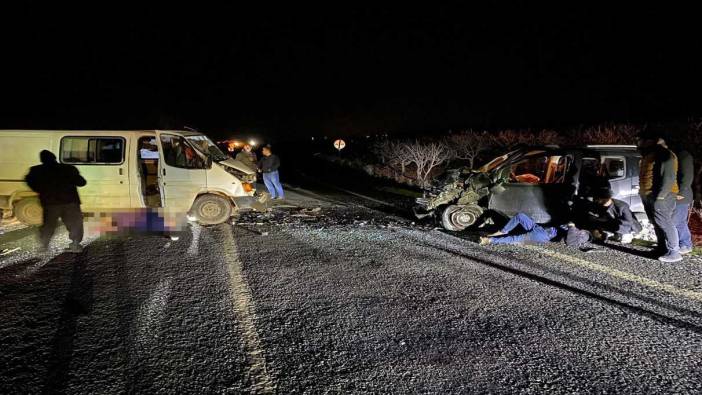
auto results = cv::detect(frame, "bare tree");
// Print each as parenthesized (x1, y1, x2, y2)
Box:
(389, 140, 413, 176)
(372, 139, 412, 176)
(447, 130, 490, 169)
(403, 140, 452, 188)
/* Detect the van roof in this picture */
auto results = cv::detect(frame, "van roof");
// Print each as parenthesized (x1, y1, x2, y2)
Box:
(585, 144, 637, 149)
(0, 129, 203, 136)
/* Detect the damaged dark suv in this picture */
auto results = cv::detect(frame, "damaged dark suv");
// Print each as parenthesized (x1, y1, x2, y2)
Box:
(416, 145, 645, 232)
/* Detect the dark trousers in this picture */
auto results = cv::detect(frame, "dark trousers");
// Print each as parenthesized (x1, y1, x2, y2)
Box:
(642, 195, 679, 255)
(40, 203, 84, 247)
(673, 202, 693, 249)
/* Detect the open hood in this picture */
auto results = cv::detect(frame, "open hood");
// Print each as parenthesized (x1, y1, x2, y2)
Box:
(218, 158, 256, 175)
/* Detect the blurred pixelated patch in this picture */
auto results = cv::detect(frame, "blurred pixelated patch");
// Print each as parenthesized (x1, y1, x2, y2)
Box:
(84, 208, 189, 235)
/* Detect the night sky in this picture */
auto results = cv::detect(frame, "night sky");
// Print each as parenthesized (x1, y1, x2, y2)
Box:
(2, 5, 701, 141)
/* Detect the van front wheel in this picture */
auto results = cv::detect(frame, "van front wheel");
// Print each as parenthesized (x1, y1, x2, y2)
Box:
(14, 198, 43, 225)
(191, 194, 233, 225)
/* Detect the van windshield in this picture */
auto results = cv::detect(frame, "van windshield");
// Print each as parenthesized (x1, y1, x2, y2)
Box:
(186, 135, 229, 162)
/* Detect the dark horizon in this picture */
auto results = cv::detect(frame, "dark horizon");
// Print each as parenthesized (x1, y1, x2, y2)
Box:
(2, 6, 701, 142)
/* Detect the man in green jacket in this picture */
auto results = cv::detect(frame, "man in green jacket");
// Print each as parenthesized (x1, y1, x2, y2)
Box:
(235, 144, 258, 172)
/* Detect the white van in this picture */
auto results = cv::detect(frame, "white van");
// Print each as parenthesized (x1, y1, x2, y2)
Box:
(0, 130, 260, 225)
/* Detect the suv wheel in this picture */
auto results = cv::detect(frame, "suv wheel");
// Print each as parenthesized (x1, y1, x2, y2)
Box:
(441, 204, 482, 232)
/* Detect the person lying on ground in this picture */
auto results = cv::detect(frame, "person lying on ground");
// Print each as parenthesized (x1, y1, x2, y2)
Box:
(479, 212, 560, 245)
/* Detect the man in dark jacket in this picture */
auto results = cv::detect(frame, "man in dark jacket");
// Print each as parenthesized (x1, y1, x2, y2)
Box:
(258, 145, 284, 199)
(566, 188, 642, 247)
(637, 131, 681, 262)
(25, 150, 87, 252)
(583, 188, 642, 241)
(669, 142, 694, 254)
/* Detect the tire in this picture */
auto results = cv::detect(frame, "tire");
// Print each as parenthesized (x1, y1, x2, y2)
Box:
(440, 204, 483, 232)
(14, 198, 43, 225)
(191, 194, 233, 225)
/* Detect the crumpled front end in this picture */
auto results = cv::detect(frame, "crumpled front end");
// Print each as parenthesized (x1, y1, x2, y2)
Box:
(414, 169, 496, 230)
(416, 171, 492, 211)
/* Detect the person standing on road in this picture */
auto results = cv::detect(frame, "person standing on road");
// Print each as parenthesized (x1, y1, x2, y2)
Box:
(25, 150, 86, 252)
(668, 141, 694, 255)
(637, 131, 682, 262)
(479, 212, 559, 245)
(258, 145, 285, 200)
(235, 144, 258, 172)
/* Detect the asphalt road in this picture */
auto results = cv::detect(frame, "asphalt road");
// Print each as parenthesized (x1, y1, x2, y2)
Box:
(1, 187, 702, 393)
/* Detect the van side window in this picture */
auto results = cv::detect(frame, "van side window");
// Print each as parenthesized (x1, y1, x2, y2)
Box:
(601, 157, 626, 180)
(160, 135, 206, 169)
(60, 137, 124, 164)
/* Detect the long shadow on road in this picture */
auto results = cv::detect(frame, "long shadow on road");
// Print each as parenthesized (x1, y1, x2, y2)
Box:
(41, 246, 102, 394)
(415, 237, 702, 335)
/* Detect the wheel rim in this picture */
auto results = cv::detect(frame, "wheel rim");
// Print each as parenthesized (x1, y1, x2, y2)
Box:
(442, 205, 481, 231)
(200, 201, 222, 219)
(18, 200, 43, 224)
(25, 204, 42, 221)
(450, 208, 476, 229)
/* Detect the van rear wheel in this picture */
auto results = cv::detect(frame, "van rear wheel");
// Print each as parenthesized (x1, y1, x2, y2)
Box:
(191, 194, 233, 225)
(14, 198, 43, 225)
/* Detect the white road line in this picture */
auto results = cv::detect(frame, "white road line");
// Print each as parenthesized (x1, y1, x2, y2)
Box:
(523, 245, 702, 303)
(222, 225, 276, 393)
(187, 224, 201, 256)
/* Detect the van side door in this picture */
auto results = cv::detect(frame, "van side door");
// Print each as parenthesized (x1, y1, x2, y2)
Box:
(59, 135, 131, 209)
(627, 155, 644, 213)
(157, 133, 208, 211)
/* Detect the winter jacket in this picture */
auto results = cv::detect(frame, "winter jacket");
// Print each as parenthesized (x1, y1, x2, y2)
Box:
(258, 154, 280, 173)
(235, 150, 258, 171)
(583, 199, 642, 235)
(25, 162, 87, 206)
(639, 145, 679, 199)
